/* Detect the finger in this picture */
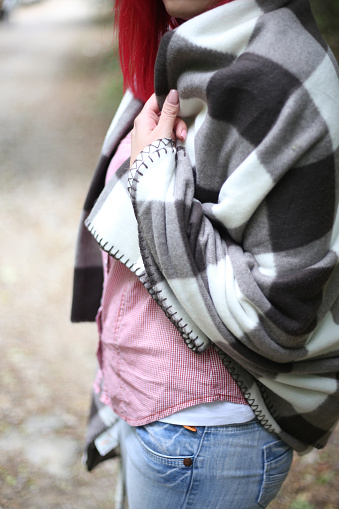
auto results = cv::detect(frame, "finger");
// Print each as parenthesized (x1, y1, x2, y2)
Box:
(133, 94, 160, 133)
(157, 90, 180, 138)
(174, 117, 188, 141)
(143, 93, 160, 116)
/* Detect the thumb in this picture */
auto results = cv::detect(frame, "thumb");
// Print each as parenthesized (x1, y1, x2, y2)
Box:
(157, 90, 180, 138)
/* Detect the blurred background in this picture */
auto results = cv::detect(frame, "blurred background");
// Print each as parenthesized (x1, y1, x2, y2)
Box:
(0, 1, 338, 508)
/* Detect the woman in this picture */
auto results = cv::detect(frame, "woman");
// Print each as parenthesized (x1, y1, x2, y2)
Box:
(71, 0, 339, 507)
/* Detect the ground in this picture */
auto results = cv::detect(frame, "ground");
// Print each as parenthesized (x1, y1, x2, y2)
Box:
(0, 1, 338, 508)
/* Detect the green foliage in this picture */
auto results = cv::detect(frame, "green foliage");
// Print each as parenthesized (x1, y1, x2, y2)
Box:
(310, 0, 339, 35)
(316, 470, 335, 485)
(289, 499, 315, 509)
(94, 52, 124, 115)
(5, 475, 17, 487)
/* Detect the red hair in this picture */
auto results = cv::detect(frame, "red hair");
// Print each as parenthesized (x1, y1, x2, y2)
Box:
(114, 0, 235, 103)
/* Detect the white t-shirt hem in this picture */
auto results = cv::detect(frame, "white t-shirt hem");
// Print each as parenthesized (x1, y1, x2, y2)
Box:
(159, 400, 255, 426)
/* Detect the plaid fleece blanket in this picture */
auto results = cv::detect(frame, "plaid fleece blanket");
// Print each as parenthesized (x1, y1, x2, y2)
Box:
(73, 0, 339, 455)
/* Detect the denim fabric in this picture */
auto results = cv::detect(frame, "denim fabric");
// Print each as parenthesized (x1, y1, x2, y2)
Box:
(119, 419, 293, 509)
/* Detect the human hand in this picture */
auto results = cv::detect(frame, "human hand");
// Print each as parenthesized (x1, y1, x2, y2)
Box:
(130, 90, 187, 167)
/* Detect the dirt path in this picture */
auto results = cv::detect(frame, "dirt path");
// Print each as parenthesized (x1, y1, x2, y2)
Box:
(0, 1, 339, 508)
(0, 1, 121, 507)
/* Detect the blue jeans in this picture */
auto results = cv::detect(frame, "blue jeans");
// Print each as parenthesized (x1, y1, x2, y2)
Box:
(119, 419, 293, 509)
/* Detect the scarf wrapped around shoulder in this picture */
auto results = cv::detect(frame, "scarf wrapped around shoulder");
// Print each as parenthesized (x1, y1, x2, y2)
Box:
(72, 0, 339, 454)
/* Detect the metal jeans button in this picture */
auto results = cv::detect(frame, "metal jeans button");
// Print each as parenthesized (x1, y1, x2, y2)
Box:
(183, 458, 193, 467)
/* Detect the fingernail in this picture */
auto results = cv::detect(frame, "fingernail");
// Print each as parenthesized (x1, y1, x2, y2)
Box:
(168, 89, 179, 105)
(180, 129, 187, 141)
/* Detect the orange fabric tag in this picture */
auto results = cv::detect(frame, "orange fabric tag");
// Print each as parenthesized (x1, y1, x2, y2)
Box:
(183, 426, 197, 432)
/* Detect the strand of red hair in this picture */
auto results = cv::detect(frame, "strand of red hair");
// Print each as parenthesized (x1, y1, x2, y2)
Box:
(114, 0, 235, 103)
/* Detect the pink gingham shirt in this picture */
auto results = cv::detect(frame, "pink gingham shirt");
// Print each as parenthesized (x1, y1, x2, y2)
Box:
(94, 132, 248, 426)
